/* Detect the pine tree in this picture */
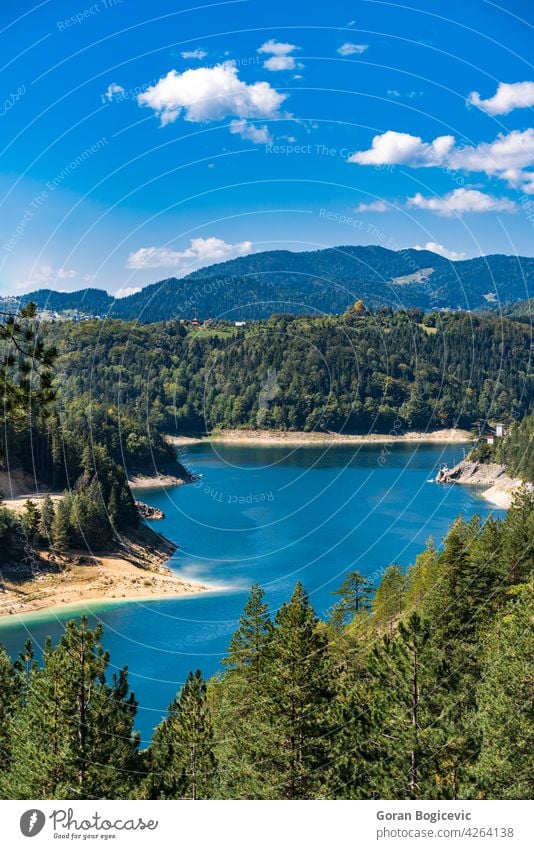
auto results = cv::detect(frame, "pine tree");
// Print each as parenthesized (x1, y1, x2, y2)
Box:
(372, 564, 406, 632)
(0, 647, 21, 777)
(51, 496, 72, 554)
(21, 499, 41, 544)
(214, 584, 274, 798)
(262, 582, 333, 799)
(473, 582, 534, 799)
(38, 494, 55, 545)
(368, 612, 439, 799)
(329, 570, 373, 629)
(404, 538, 438, 610)
(148, 670, 217, 799)
(4, 618, 140, 799)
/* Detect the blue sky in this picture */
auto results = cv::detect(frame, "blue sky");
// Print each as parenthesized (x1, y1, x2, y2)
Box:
(1, 0, 534, 296)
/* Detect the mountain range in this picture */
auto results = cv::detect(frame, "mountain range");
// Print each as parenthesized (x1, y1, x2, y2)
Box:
(3, 245, 534, 322)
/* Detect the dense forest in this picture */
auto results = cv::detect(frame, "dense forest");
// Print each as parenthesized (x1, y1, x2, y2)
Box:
(0, 488, 532, 799)
(0, 306, 184, 563)
(6, 245, 534, 320)
(40, 308, 532, 435)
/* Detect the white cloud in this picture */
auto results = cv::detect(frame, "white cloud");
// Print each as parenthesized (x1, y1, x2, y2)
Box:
(126, 237, 254, 274)
(17, 265, 53, 288)
(468, 81, 534, 115)
(181, 49, 207, 60)
(103, 83, 125, 102)
(349, 130, 455, 166)
(349, 127, 534, 193)
(137, 62, 287, 126)
(229, 119, 272, 144)
(263, 55, 296, 72)
(115, 286, 142, 298)
(407, 188, 515, 216)
(337, 42, 368, 56)
(414, 242, 466, 261)
(449, 129, 534, 177)
(258, 39, 298, 56)
(258, 39, 300, 72)
(17, 265, 81, 290)
(354, 200, 390, 212)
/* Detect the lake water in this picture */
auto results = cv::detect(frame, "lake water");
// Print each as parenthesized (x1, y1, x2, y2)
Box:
(0, 441, 504, 744)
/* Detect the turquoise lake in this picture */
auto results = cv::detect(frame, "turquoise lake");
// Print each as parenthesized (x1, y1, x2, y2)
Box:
(0, 441, 504, 744)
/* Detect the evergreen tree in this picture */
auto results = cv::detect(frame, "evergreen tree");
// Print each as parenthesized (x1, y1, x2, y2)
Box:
(372, 564, 406, 632)
(148, 670, 217, 800)
(0, 647, 21, 776)
(263, 582, 333, 799)
(368, 612, 439, 799)
(329, 570, 373, 629)
(473, 583, 534, 799)
(215, 584, 274, 798)
(4, 618, 140, 799)
(38, 494, 56, 545)
(21, 500, 41, 545)
(51, 496, 71, 554)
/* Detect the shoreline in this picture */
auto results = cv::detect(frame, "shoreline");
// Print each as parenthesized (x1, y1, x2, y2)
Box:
(436, 460, 526, 509)
(0, 521, 212, 620)
(128, 473, 189, 490)
(0, 552, 211, 620)
(166, 428, 474, 446)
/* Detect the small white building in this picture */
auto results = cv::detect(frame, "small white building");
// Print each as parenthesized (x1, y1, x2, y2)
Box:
(495, 423, 507, 438)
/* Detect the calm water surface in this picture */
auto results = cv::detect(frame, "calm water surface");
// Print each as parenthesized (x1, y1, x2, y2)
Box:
(0, 441, 503, 743)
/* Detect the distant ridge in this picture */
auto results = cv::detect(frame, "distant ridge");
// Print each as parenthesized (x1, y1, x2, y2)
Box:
(4, 245, 533, 322)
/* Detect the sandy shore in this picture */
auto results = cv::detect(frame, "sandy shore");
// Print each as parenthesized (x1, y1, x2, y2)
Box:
(200, 428, 474, 445)
(128, 473, 188, 490)
(480, 483, 523, 509)
(0, 518, 211, 619)
(0, 549, 209, 619)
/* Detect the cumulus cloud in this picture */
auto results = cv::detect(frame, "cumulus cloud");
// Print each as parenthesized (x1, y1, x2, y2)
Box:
(337, 42, 368, 56)
(354, 200, 390, 212)
(468, 81, 534, 115)
(137, 62, 286, 126)
(103, 83, 125, 102)
(349, 128, 534, 193)
(407, 188, 516, 216)
(414, 242, 467, 261)
(229, 119, 272, 144)
(115, 286, 142, 298)
(181, 49, 207, 60)
(449, 129, 534, 176)
(258, 39, 298, 56)
(127, 237, 254, 274)
(348, 130, 455, 166)
(258, 39, 300, 72)
(264, 55, 296, 71)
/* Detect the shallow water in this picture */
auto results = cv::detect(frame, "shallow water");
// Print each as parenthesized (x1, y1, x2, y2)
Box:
(0, 441, 503, 744)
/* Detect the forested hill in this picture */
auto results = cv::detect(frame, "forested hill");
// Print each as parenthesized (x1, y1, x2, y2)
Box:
(6, 245, 534, 321)
(42, 308, 532, 435)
